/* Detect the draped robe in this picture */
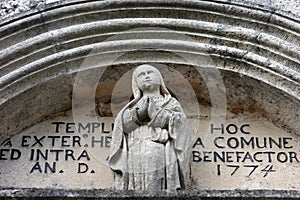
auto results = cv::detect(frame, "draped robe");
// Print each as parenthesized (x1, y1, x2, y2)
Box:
(109, 95, 190, 190)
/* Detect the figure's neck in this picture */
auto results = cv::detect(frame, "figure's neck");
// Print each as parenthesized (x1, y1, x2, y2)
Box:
(143, 88, 161, 97)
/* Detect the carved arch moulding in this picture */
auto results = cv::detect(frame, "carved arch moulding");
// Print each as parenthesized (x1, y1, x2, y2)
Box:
(0, 0, 299, 199)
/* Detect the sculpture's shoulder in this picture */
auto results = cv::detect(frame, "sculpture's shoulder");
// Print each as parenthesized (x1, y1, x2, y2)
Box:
(168, 96, 182, 106)
(169, 96, 179, 102)
(164, 96, 184, 112)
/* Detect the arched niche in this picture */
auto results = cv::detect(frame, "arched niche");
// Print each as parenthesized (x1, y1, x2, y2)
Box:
(0, 0, 299, 195)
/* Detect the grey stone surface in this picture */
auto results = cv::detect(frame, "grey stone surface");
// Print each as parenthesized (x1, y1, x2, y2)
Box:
(0, 0, 44, 19)
(0, 0, 300, 20)
(1, 9, 299, 137)
(1, 189, 300, 199)
(0, 0, 299, 197)
(109, 65, 191, 190)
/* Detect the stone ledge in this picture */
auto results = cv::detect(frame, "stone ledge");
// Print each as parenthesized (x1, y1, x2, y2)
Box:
(0, 189, 300, 199)
(1, 0, 300, 22)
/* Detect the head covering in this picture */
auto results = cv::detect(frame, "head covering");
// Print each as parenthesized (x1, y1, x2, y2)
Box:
(109, 64, 172, 176)
(109, 64, 191, 190)
(130, 64, 170, 106)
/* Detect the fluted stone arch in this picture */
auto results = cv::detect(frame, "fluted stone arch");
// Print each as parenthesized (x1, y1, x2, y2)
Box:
(0, 0, 299, 142)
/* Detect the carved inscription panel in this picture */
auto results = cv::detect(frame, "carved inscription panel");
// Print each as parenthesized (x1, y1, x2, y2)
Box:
(0, 112, 299, 189)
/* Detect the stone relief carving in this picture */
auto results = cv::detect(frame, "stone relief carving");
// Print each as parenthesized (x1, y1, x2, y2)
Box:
(109, 64, 191, 190)
(0, 0, 44, 19)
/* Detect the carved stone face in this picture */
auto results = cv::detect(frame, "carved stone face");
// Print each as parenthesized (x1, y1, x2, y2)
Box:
(134, 65, 161, 93)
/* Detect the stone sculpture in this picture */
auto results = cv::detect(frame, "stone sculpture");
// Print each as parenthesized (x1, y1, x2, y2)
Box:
(109, 64, 191, 190)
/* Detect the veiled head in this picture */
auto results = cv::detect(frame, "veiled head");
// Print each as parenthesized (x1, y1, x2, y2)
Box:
(132, 64, 170, 100)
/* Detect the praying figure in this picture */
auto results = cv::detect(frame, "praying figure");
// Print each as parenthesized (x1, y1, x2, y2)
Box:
(109, 64, 191, 190)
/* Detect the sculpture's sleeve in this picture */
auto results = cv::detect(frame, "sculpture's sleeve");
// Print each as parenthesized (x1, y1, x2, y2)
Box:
(149, 97, 190, 152)
(148, 98, 183, 129)
(122, 107, 139, 133)
(149, 97, 191, 188)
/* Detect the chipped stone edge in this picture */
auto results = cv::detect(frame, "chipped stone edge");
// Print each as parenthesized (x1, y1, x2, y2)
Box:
(0, 188, 300, 199)
(1, 0, 300, 24)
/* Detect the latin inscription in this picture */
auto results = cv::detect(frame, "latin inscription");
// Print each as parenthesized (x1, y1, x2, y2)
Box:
(192, 123, 299, 178)
(0, 121, 113, 174)
(0, 119, 299, 189)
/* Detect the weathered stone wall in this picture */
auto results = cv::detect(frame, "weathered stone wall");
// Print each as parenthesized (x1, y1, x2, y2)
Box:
(1, 189, 300, 199)
(1, 0, 300, 20)
(0, 0, 299, 199)
(1, 0, 299, 139)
